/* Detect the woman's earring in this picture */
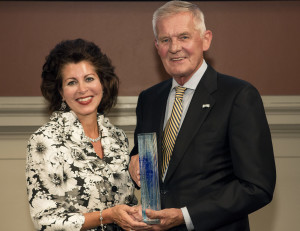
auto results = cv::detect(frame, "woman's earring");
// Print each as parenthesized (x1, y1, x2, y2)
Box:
(60, 101, 66, 111)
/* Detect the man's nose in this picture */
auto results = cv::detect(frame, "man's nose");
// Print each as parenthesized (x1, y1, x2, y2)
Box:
(169, 40, 181, 53)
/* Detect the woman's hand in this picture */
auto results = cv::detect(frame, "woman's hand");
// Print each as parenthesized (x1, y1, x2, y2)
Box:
(128, 205, 143, 222)
(109, 205, 151, 231)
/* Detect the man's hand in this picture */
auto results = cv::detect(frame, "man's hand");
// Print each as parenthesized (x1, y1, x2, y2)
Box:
(129, 155, 140, 187)
(146, 208, 185, 231)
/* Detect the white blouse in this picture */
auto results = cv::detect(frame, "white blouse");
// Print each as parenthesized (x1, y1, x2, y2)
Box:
(26, 111, 136, 231)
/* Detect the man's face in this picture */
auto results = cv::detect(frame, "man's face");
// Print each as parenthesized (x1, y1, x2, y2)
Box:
(155, 12, 212, 83)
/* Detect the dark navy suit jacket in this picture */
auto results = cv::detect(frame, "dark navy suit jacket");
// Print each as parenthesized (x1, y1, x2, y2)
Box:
(130, 65, 276, 231)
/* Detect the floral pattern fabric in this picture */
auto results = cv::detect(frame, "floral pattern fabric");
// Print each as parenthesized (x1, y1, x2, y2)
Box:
(26, 111, 137, 231)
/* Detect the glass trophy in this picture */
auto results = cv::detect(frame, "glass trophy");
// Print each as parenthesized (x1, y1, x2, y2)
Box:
(138, 132, 161, 224)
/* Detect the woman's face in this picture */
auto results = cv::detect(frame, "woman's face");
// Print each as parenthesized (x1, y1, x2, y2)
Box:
(60, 61, 103, 120)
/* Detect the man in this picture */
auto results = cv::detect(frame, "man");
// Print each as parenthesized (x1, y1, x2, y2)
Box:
(129, 1, 276, 230)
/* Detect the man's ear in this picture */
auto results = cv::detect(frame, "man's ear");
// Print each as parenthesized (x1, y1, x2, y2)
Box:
(154, 39, 159, 50)
(202, 30, 213, 51)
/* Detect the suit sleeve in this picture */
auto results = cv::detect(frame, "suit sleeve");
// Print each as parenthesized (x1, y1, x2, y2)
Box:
(130, 91, 144, 157)
(188, 85, 276, 230)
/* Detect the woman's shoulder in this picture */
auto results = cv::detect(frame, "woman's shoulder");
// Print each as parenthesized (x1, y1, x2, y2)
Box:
(29, 111, 76, 141)
(29, 120, 57, 140)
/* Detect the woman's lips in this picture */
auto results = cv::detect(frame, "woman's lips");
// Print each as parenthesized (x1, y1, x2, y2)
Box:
(76, 96, 93, 105)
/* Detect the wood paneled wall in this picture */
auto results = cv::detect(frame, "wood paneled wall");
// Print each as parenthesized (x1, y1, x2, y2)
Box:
(0, 1, 300, 96)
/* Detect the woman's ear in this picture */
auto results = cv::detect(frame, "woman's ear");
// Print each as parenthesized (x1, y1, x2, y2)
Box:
(59, 90, 64, 101)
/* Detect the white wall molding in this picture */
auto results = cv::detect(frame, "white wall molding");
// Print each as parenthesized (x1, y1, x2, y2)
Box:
(1, 95, 300, 134)
(0, 96, 138, 135)
(262, 96, 300, 134)
(2, 95, 299, 159)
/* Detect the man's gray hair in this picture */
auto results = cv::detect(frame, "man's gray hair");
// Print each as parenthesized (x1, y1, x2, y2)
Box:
(152, 0, 206, 39)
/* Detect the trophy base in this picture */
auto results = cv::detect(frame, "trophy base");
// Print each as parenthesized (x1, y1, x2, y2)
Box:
(144, 219, 160, 225)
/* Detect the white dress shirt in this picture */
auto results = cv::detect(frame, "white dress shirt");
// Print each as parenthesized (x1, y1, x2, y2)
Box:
(162, 60, 208, 231)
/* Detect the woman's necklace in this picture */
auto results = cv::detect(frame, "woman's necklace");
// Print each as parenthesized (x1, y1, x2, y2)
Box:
(85, 129, 101, 143)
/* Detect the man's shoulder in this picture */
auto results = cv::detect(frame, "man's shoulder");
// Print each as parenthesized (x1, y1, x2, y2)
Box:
(210, 68, 261, 100)
(210, 66, 254, 91)
(199, 65, 256, 96)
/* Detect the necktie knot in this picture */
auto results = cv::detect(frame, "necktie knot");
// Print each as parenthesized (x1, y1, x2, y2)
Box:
(175, 86, 186, 99)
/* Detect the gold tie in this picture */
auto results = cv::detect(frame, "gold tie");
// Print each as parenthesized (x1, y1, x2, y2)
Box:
(162, 86, 186, 176)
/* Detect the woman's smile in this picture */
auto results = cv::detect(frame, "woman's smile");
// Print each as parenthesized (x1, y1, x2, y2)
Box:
(77, 96, 93, 105)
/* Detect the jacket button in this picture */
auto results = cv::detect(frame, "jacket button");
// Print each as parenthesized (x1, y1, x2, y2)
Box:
(160, 190, 167, 195)
(112, 186, 118, 192)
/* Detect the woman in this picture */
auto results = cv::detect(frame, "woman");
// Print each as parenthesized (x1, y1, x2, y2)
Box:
(26, 39, 150, 231)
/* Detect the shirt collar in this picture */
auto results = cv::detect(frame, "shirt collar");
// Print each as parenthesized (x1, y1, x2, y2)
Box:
(171, 59, 208, 91)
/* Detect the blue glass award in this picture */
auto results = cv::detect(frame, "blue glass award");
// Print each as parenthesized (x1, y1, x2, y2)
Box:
(138, 132, 161, 224)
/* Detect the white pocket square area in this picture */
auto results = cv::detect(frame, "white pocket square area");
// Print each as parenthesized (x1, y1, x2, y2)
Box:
(202, 104, 210, 108)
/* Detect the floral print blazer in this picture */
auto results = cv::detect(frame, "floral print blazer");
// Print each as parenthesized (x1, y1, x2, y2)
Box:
(26, 111, 136, 231)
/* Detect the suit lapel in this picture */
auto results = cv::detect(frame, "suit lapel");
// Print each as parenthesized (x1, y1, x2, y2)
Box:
(164, 66, 218, 183)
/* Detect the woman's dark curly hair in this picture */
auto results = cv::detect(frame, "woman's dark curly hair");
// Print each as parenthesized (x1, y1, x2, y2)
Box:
(41, 38, 119, 115)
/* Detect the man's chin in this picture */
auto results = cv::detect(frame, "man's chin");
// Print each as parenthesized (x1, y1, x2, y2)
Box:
(170, 71, 190, 79)
(167, 70, 185, 78)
